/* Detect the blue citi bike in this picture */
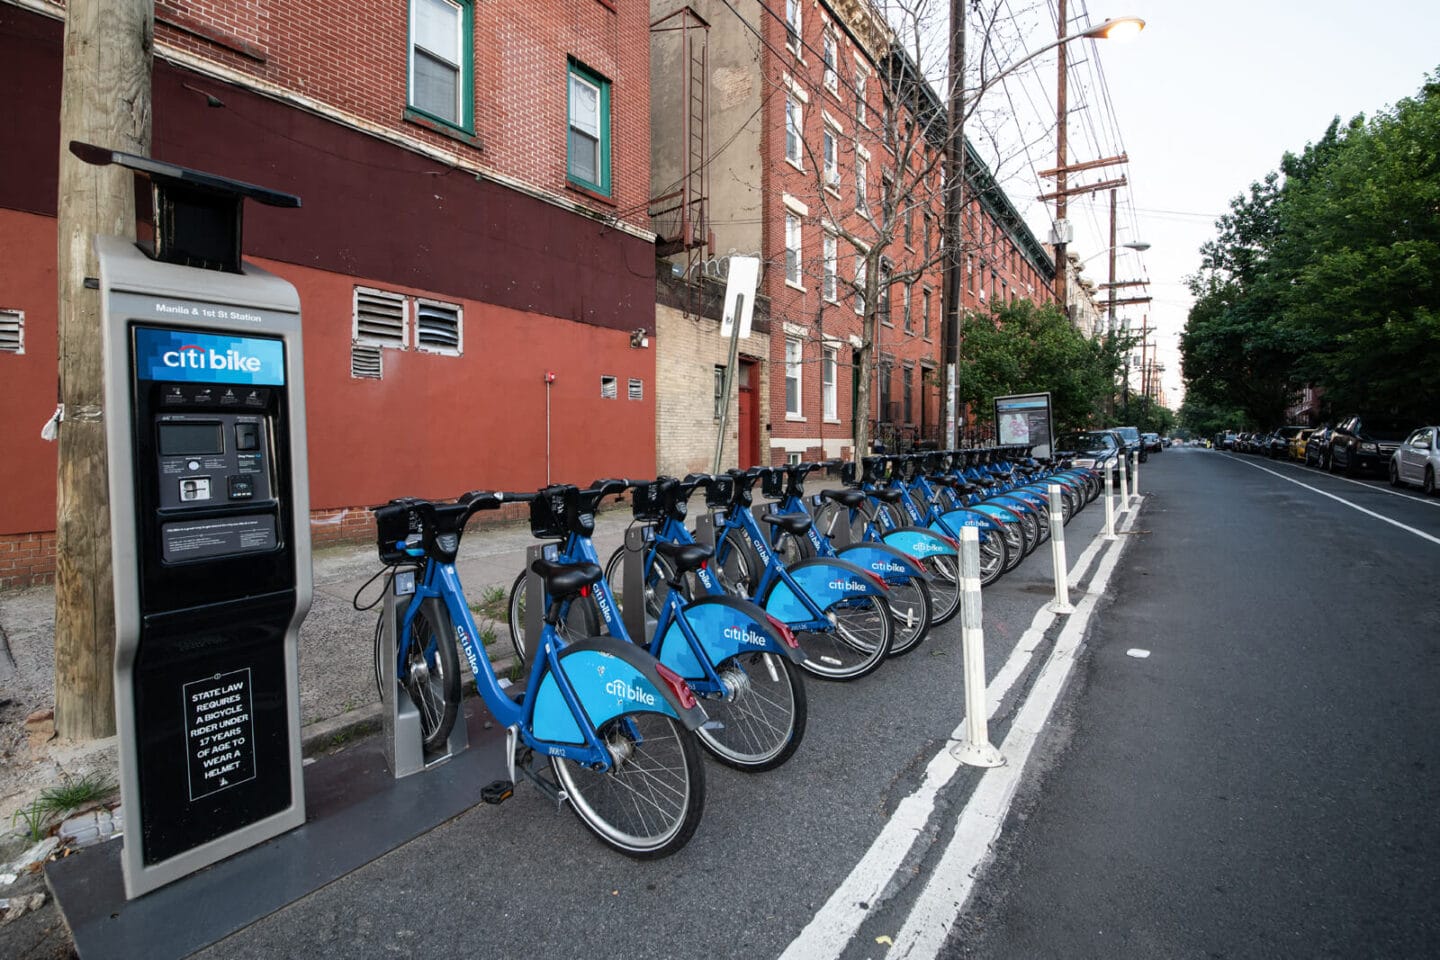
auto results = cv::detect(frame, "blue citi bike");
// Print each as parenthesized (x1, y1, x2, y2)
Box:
(372, 490, 708, 858)
(506, 480, 809, 772)
(627, 466, 897, 681)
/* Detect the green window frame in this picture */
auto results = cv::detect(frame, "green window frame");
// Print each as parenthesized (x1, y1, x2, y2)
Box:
(407, 0, 474, 133)
(567, 60, 612, 196)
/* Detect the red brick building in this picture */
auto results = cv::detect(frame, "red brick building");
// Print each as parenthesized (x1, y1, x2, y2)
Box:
(0, 0, 659, 586)
(649, 0, 1054, 466)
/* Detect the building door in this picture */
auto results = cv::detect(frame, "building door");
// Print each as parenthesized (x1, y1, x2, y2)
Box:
(737, 359, 759, 469)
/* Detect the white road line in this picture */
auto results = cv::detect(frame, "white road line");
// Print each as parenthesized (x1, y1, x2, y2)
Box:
(1248, 455, 1440, 508)
(884, 504, 1141, 960)
(776, 501, 1140, 960)
(1223, 455, 1440, 546)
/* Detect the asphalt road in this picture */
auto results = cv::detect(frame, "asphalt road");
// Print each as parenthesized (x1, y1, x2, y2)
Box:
(948, 448, 1440, 959)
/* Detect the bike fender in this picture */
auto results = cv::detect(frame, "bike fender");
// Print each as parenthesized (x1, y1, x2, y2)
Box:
(837, 542, 931, 582)
(882, 526, 957, 559)
(968, 503, 1023, 524)
(987, 495, 1040, 515)
(531, 637, 708, 744)
(659, 595, 804, 680)
(764, 557, 886, 624)
(936, 508, 1000, 534)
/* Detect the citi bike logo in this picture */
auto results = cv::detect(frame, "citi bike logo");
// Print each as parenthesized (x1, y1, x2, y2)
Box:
(908, 540, 945, 555)
(828, 578, 868, 592)
(605, 678, 656, 706)
(594, 586, 617, 625)
(162, 344, 263, 374)
(723, 625, 768, 647)
(872, 561, 908, 574)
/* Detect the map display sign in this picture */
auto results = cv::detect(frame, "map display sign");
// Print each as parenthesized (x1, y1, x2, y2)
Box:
(993, 392, 1054, 458)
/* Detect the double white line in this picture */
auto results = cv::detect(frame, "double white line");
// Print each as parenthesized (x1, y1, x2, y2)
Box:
(779, 501, 1146, 960)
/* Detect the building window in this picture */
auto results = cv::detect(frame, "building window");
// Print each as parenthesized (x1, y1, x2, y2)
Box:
(879, 362, 892, 420)
(409, 0, 471, 130)
(855, 72, 867, 126)
(903, 366, 913, 423)
(822, 233, 838, 302)
(600, 375, 618, 399)
(877, 259, 892, 325)
(822, 32, 838, 94)
(785, 337, 803, 416)
(855, 154, 867, 213)
(902, 283, 913, 333)
(785, 96, 803, 167)
(823, 126, 839, 188)
(822, 346, 838, 420)
(785, 0, 801, 52)
(904, 204, 914, 248)
(923, 287, 932, 338)
(785, 214, 802, 286)
(854, 256, 866, 315)
(567, 61, 611, 196)
(923, 215, 932, 259)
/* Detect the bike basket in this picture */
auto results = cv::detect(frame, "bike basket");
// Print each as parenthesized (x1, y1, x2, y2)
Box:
(840, 462, 857, 486)
(760, 467, 786, 500)
(529, 485, 575, 540)
(703, 475, 734, 508)
(373, 502, 421, 565)
(630, 481, 667, 522)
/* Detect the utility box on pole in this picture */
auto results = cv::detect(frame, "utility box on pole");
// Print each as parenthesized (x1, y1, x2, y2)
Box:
(82, 144, 311, 899)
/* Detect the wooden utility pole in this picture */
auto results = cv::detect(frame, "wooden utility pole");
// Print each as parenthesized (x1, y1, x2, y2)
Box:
(941, 0, 967, 447)
(54, 0, 153, 740)
(1052, 0, 1069, 309)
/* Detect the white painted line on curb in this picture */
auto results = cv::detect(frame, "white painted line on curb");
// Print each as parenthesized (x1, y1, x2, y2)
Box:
(884, 503, 1142, 960)
(776, 501, 1142, 960)
(1223, 455, 1440, 546)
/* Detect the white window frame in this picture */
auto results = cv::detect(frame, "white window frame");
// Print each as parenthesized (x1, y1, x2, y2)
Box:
(785, 0, 802, 53)
(823, 126, 839, 189)
(854, 256, 867, 315)
(822, 233, 838, 303)
(785, 213, 803, 288)
(855, 153, 868, 213)
(785, 336, 804, 418)
(854, 68, 868, 126)
(785, 95, 804, 169)
(409, 0, 468, 129)
(822, 31, 838, 95)
(822, 345, 838, 421)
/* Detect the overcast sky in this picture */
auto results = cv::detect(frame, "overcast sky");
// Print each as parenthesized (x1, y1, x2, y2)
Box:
(981, 0, 1440, 409)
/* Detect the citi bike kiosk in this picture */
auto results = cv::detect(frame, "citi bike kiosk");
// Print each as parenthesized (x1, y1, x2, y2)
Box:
(88, 145, 311, 899)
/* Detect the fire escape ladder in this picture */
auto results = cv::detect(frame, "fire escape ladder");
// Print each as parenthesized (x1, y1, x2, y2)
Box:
(650, 7, 711, 259)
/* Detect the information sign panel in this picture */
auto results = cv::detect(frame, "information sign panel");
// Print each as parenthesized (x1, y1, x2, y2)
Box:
(993, 392, 1055, 459)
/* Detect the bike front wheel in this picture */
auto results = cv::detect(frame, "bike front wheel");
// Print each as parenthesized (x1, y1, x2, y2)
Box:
(402, 598, 461, 753)
(552, 713, 706, 859)
(697, 652, 807, 772)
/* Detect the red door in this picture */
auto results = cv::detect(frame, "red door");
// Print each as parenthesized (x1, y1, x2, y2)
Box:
(737, 360, 758, 469)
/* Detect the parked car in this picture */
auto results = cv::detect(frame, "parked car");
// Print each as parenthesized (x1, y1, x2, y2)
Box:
(1390, 426, 1439, 494)
(1329, 415, 1415, 476)
(1056, 430, 1130, 483)
(1288, 428, 1316, 462)
(1268, 426, 1308, 459)
(1220, 430, 1237, 450)
(1142, 431, 1163, 452)
(1113, 425, 1148, 462)
(1305, 426, 1333, 468)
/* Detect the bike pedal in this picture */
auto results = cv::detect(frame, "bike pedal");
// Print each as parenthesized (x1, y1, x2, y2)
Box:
(480, 779, 515, 805)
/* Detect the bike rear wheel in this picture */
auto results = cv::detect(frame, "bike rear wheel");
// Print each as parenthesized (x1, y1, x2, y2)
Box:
(697, 653, 807, 771)
(402, 598, 461, 753)
(884, 577, 933, 657)
(712, 529, 758, 598)
(507, 570, 601, 664)
(789, 594, 894, 681)
(920, 553, 961, 624)
(552, 714, 706, 859)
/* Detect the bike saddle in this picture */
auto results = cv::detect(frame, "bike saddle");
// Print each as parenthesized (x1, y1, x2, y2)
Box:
(653, 540, 713, 574)
(530, 558, 603, 600)
(761, 511, 813, 537)
(870, 487, 904, 503)
(820, 488, 868, 508)
(927, 475, 964, 488)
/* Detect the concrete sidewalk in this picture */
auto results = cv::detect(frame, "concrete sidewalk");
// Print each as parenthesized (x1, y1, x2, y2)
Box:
(0, 506, 633, 824)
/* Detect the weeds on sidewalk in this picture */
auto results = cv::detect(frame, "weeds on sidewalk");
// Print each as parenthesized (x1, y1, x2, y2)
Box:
(9, 772, 118, 841)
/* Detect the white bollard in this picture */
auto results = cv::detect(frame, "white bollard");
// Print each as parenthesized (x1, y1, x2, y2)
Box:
(949, 525, 1004, 768)
(1118, 452, 1130, 509)
(1132, 451, 1141, 501)
(1102, 464, 1118, 541)
(1046, 483, 1074, 614)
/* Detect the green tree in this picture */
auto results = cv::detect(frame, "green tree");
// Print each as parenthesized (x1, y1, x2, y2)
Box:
(957, 300, 1125, 433)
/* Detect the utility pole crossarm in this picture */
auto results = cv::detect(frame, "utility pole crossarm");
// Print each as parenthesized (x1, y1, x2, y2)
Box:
(1036, 153, 1127, 179)
(1109, 295, 1153, 306)
(1036, 176, 1127, 203)
(1098, 280, 1148, 290)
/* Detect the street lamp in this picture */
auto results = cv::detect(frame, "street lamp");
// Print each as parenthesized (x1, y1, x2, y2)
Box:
(942, 7, 1145, 446)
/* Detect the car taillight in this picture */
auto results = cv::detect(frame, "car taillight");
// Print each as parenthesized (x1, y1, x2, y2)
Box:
(653, 661, 698, 711)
